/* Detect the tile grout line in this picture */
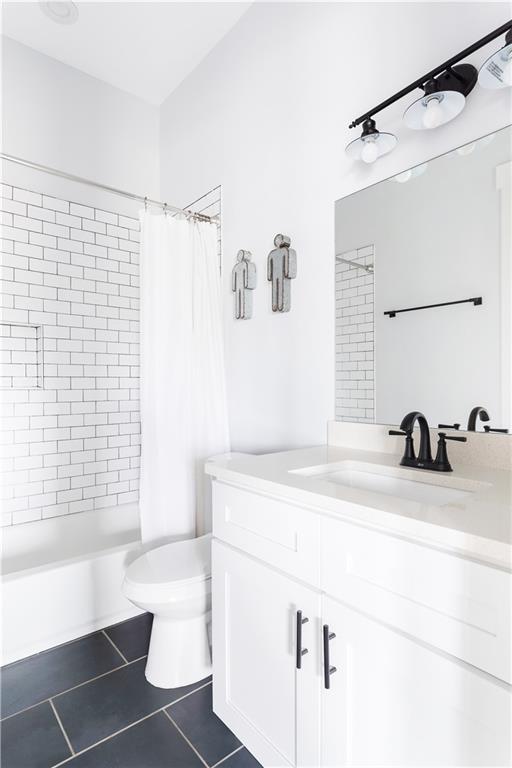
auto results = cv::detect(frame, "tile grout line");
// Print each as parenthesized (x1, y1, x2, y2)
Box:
(166, 679, 212, 706)
(162, 709, 210, 768)
(49, 709, 161, 768)
(50, 698, 75, 757)
(101, 629, 129, 664)
(0, 657, 146, 723)
(211, 745, 244, 768)
(47, 680, 213, 768)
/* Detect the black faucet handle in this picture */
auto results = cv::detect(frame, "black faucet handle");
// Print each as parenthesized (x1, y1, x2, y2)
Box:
(435, 432, 467, 472)
(389, 428, 415, 463)
(483, 426, 509, 434)
(438, 423, 461, 430)
(435, 433, 452, 471)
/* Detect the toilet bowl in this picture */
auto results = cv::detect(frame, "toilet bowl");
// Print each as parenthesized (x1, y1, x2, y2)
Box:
(122, 533, 211, 689)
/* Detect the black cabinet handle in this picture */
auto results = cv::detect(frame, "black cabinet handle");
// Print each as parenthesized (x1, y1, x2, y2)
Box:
(323, 624, 337, 689)
(296, 610, 309, 669)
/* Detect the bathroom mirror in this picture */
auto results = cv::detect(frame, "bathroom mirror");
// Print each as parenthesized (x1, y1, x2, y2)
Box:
(335, 125, 511, 433)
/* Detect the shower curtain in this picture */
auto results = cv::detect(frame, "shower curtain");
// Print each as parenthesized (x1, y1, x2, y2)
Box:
(139, 211, 230, 544)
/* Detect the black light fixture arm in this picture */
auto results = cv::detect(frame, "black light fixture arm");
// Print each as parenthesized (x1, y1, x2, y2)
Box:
(349, 20, 512, 129)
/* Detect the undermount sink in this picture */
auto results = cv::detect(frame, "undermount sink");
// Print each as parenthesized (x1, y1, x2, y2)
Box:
(290, 460, 486, 506)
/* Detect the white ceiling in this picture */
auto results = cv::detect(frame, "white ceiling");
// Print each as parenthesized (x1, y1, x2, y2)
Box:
(2, 1, 251, 105)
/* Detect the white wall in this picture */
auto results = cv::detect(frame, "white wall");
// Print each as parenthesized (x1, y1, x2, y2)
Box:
(336, 127, 511, 430)
(159, 2, 512, 454)
(1, 37, 159, 199)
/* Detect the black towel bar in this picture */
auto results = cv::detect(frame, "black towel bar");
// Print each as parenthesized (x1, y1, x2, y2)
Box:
(384, 297, 482, 318)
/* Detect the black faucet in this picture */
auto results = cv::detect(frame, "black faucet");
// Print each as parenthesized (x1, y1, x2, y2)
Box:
(467, 406, 490, 431)
(389, 411, 467, 472)
(401, 411, 433, 466)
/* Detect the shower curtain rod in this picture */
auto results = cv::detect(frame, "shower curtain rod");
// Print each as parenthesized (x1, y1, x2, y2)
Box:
(0, 153, 218, 223)
(336, 254, 374, 274)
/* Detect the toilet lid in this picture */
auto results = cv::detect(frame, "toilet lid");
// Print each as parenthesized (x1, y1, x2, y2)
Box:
(125, 533, 211, 587)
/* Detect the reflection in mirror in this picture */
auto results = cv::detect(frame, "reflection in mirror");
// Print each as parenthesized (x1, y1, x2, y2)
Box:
(335, 126, 511, 433)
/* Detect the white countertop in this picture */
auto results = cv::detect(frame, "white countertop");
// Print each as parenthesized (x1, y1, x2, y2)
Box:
(205, 445, 512, 571)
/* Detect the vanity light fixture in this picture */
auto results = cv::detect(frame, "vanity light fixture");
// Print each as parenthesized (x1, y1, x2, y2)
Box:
(456, 142, 476, 156)
(403, 66, 477, 130)
(479, 29, 512, 88)
(344, 118, 397, 164)
(346, 20, 512, 163)
(392, 162, 428, 183)
(455, 133, 495, 156)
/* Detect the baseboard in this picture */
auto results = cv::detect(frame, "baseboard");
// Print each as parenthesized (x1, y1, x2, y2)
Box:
(2, 605, 144, 667)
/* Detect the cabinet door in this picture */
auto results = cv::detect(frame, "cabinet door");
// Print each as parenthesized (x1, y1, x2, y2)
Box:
(212, 540, 321, 768)
(321, 596, 511, 767)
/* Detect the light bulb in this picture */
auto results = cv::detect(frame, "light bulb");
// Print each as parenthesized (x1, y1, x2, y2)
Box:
(392, 163, 428, 184)
(477, 134, 495, 149)
(422, 98, 443, 129)
(345, 120, 396, 163)
(394, 170, 412, 183)
(361, 140, 379, 164)
(456, 142, 476, 156)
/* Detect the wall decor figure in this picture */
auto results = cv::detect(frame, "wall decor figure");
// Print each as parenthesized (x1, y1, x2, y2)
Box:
(267, 234, 297, 313)
(232, 250, 256, 319)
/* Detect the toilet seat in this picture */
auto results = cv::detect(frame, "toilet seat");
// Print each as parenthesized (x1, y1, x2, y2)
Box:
(123, 533, 211, 605)
(122, 532, 213, 688)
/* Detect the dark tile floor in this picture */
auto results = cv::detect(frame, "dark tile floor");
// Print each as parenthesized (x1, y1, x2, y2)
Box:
(1, 614, 262, 768)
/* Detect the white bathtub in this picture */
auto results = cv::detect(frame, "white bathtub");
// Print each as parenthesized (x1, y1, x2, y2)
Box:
(1, 503, 143, 665)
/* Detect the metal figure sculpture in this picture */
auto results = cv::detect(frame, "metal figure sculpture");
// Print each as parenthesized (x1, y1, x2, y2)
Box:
(232, 250, 256, 319)
(267, 234, 297, 313)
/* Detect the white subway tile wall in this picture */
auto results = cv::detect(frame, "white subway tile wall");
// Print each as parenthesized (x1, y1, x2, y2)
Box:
(0, 185, 140, 526)
(335, 245, 375, 423)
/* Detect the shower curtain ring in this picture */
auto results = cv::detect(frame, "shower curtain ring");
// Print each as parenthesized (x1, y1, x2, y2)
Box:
(163, 202, 168, 217)
(144, 196, 148, 211)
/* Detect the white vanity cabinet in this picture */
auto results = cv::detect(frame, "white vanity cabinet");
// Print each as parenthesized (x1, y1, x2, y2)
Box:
(321, 597, 510, 767)
(211, 480, 511, 768)
(212, 540, 321, 768)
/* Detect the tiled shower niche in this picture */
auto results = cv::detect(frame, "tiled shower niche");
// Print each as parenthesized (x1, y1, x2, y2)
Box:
(1, 323, 44, 388)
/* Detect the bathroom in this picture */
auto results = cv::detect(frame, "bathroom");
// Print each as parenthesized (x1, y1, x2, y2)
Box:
(1, 2, 511, 766)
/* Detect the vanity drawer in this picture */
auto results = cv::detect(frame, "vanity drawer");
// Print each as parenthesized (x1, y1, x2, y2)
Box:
(212, 481, 320, 586)
(321, 517, 511, 683)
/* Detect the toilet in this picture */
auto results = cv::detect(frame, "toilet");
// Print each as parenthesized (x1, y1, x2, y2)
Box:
(122, 533, 212, 689)
(123, 454, 250, 689)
